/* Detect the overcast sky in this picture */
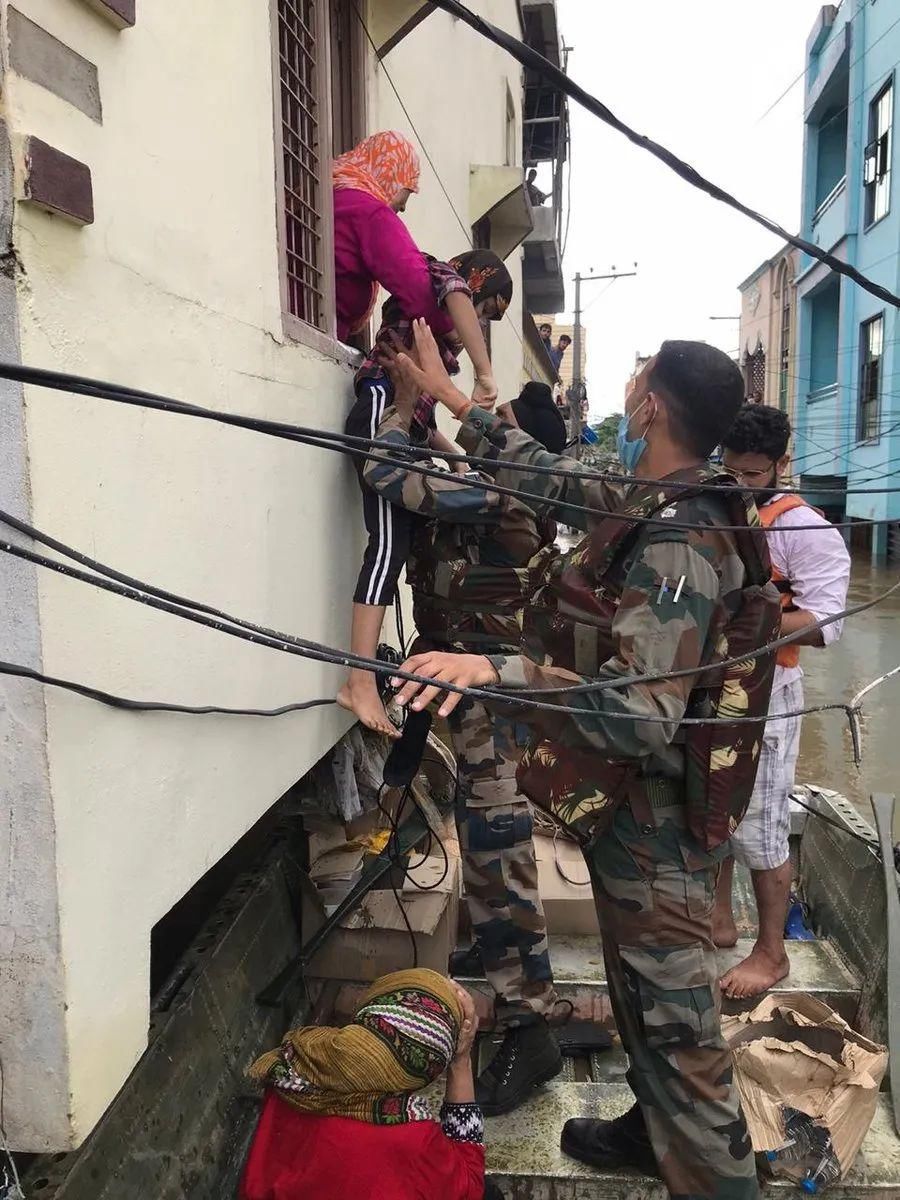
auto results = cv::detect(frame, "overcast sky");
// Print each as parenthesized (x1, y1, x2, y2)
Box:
(555, 0, 825, 419)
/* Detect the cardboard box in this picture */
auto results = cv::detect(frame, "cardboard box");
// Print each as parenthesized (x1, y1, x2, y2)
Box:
(722, 993, 888, 1179)
(534, 833, 599, 937)
(304, 854, 460, 983)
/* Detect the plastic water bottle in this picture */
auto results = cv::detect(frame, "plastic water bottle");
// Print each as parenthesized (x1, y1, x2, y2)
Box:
(784, 897, 816, 941)
(765, 1109, 835, 1184)
(801, 1152, 842, 1194)
(767, 1109, 825, 1164)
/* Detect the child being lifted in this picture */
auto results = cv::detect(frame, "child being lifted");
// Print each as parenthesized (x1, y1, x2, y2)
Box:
(332, 136, 512, 735)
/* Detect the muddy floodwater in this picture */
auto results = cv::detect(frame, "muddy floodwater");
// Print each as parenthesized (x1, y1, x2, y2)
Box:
(796, 556, 900, 833)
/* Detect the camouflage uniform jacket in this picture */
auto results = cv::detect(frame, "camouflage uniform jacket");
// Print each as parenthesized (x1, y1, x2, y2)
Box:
(362, 406, 558, 653)
(455, 408, 778, 846)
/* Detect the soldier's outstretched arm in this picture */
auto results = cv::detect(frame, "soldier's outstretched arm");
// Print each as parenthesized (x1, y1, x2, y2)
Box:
(392, 319, 623, 530)
(362, 406, 506, 524)
(455, 407, 622, 532)
(394, 525, 721, 762)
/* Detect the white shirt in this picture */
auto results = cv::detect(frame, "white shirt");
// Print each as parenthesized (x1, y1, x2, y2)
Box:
(763, 495, 852, 695)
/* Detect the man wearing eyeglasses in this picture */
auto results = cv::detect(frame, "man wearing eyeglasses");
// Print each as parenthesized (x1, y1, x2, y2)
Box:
(716, 403, 851, 999)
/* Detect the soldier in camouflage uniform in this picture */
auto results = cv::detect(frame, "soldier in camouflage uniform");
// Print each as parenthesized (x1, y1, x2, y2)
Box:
(363, 370, 566, 1115)
(392, 324, 778, 1200)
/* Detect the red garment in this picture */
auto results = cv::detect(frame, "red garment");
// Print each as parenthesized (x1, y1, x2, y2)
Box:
(333, 188, 453, 343)
(241, 1092, 485, 1200)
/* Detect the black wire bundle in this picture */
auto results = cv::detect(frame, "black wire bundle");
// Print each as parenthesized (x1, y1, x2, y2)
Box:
(374, 750, 459, 968)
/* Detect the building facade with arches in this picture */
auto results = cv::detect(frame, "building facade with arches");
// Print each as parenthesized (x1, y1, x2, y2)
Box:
(737, 244, 800, 428)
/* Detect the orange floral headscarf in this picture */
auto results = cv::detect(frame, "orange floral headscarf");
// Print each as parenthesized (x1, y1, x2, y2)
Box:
(332, 131, 421, 207)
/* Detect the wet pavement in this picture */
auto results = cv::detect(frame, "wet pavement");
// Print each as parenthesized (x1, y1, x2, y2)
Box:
(795, 556, 900, 832)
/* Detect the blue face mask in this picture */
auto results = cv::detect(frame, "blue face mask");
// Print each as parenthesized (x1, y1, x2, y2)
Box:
(617, 398, 651, 474)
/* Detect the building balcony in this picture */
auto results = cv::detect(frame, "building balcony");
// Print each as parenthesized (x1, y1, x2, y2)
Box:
(469, 164, 535, 259)
(810, 176, 848, 252)
(798, 382, 843, 476)
(523, 203, 565, 314)
(522, 0, 567, 167)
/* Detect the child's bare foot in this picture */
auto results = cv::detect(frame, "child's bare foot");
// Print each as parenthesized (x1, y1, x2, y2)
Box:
(337, 673, 401, 739)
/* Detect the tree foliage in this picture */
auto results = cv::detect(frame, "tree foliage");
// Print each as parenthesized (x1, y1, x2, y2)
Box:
(580, 413, 622, 469)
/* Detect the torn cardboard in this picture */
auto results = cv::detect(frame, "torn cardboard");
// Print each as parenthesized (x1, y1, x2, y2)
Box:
(304, 855, 460, 982)
(534, 833, 599, 937)
(722, 993, 888, 1180)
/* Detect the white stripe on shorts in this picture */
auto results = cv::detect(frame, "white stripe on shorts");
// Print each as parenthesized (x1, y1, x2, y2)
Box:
(365, 385, 393, 605)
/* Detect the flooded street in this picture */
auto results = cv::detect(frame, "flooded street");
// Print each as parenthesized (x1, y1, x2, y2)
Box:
(796, 556, 900, 832)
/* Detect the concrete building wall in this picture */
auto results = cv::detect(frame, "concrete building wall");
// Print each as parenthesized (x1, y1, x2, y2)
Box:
(737, 245, 799, 430)
(795, 2, 900, 550)
(0, 0, 530, 1149)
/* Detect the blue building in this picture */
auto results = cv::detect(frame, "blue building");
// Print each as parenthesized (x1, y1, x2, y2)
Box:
(794, 2, 899, 559)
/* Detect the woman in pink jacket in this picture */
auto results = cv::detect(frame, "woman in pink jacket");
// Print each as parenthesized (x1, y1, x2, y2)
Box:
(333, 131, 494, 371)
(333, 132, 501, 735)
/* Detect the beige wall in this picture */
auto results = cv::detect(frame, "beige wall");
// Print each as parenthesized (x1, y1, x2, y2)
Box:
(0, 0, 527, 1150)
(2, 0, 360, 1149)
(522, 335, 556, 388)
(738, 245, 799, 428)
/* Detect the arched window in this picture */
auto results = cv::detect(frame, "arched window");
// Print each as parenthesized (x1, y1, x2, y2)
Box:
(777, 260, 792, 412)
(742, 341, 766, 403)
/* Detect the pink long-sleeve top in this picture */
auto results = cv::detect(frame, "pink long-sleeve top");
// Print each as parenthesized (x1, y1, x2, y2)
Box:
(333, 187, 454, 344)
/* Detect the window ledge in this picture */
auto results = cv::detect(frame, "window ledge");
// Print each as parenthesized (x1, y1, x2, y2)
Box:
(281, 313, 362, 369)
(863, 205, 891, 233)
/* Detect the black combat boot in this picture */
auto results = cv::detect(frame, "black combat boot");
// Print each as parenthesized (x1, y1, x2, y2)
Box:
(475, 1017, 563, 1116)
(449, 944, 484, 978)
(560, 1103, 660, 1176)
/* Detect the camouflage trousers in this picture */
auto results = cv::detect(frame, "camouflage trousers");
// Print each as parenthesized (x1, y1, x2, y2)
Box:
(586, 785, 759, 1200)
(448, 697, 557, 1026)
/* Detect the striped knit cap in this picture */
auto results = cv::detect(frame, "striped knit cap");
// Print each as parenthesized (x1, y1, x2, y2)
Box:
(248, 969, 462, 1125)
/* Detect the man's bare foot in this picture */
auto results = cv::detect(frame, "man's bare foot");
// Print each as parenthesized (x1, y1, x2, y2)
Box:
(720, 943, 790, 1000)
(712, 911, 740, 950)
(337, 677, 401, 739)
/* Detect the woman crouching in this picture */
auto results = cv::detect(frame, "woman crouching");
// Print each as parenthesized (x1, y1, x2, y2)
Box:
(240, 970, 495, 1200)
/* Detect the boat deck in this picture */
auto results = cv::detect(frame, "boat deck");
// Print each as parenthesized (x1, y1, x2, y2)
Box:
(456, 859, 900, 1199)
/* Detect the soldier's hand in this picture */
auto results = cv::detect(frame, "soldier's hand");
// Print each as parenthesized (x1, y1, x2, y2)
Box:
(377, 334, 420, 425)
(397, 320, 472, 418)
(391, 651, 500, 718)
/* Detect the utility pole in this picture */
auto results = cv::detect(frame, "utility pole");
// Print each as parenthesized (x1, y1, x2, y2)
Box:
(570, 266, 638, 452)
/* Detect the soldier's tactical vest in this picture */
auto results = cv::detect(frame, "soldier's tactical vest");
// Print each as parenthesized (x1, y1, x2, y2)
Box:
(515, 468, 781, 851)
(409, 514, 558, 654)
(758, 494, 823, 670)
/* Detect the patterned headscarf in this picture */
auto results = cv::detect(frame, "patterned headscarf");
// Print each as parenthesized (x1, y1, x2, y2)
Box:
(448, 250, 513, 318)
(332, 131, 421, 207)
(249, 969, 462, 1126)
